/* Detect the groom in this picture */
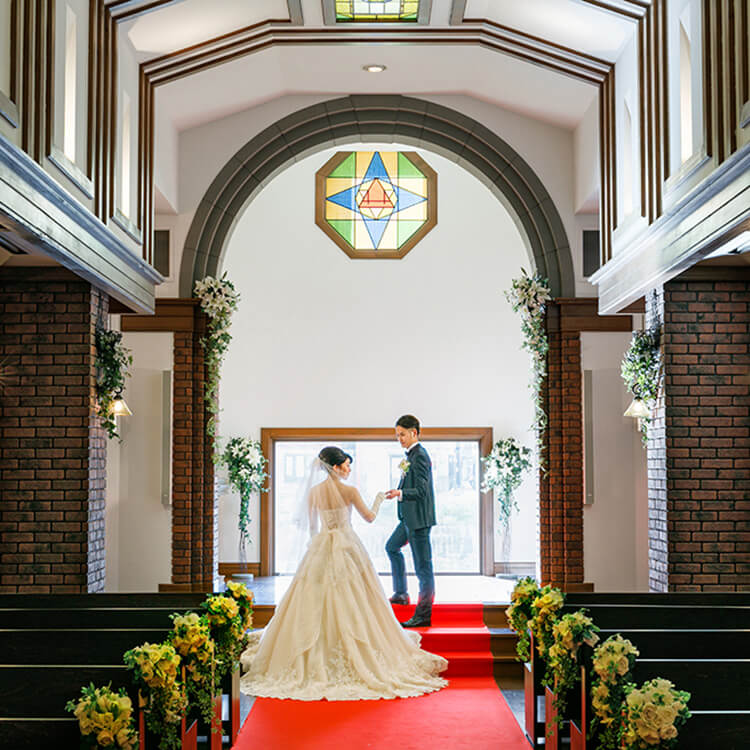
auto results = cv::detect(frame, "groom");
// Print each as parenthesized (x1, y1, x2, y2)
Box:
(385, 415, 436, 628)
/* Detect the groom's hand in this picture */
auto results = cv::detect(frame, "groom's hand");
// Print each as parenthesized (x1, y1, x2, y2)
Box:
(385, 490, 401, 499)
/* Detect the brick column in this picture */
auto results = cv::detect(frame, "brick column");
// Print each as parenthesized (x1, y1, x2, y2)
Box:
(541, 325, 584, 587)
(0, 269, 108, 593)
(124, 300, 219, 592)
(647, 275, 750, 591)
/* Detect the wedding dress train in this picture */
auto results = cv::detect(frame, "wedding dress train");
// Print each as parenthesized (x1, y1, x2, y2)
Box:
(239, 475, 448, 701)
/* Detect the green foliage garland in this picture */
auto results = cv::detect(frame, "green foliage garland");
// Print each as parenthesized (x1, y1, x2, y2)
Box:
(95, 328, 132, 441)
(621, 326, 661, 444)
(505, 270, 552, 461)
(193, 274, 240, 440)
(217, 437, 268, 551)
(481, 437, 533, 524)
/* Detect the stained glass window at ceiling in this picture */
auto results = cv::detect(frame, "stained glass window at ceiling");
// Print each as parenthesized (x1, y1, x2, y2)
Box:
(335, 0, 420, 22)
(315, 151, 437, 259)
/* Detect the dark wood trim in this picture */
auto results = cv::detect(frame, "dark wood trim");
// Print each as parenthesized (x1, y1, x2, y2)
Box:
(576, 0, 649, 20)
(547, 298, 634, 332)
(141, 22, 611, 87)
(260, 427, 494, 577)
(217, 562, 261, 582)
(107, 0, 180, 22)
(676, 265, 750, 282)
(0, 0, 21, 128)
(120, 297, 198, 331)
(20, 0, 31, 152)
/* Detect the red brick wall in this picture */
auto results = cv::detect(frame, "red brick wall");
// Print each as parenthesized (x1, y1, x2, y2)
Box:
(648, 277, 750, 591)
(0, 269, 108, 593)
(169, 309, 217, 591)
(541, 322, 584, 587)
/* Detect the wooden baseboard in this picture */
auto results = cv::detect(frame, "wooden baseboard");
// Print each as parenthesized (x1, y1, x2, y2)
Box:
(218, 563, 261, 582)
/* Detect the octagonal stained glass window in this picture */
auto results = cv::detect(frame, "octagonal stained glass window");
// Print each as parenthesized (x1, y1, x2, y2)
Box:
(315, 151, 437, 259)
(335, 1, 420, 22)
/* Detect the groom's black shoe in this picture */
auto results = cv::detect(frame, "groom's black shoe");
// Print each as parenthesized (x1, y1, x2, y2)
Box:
(389, 594, 410, 605)
(401, 615, 431, 628)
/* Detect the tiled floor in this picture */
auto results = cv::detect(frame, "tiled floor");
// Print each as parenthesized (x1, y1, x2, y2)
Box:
(245, 573, 517, 605)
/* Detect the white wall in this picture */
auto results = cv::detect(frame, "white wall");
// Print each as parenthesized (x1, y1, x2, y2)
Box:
(574, 94, 600, 214)
(581, 331, 649, 591)
(216, 143, 539, 567)
(158, 92, 597, 298)
(106, 331, 174, 591)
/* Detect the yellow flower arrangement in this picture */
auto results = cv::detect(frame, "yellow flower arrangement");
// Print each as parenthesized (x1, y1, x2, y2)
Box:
(527, 585, 564, 665)
(621, 678, 690, 749)
(123, 641, 187, 750)
(589, 635, 640, 749)
(203, 592, 252, 681)
(546, 610, 599, 722)
(505, 576, 541, 662)
(170, 612, 218, 728)
(66, 684, 138, 750)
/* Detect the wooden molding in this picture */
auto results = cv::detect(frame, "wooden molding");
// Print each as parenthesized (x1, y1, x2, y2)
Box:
(106, 0, 181, 22)
(141, 22, 611, 87)
(260, 426, 494, 577)
(576, 0, 648, 20)
(547, 298, 634, 332)
(218, 562, 261, 581)
(120, 297, 198, 331)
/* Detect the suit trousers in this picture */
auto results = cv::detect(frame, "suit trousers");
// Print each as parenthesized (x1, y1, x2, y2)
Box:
(385, 522, 435, 616)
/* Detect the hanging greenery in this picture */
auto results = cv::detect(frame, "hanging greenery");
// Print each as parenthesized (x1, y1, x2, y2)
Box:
(217, 437, 268, 553)
(505, 269, 552, 460)
(621, 326, 661, 444)
(481, 437, 533, 524)
(95, 328, 132, 441)
(193, 274, 240, 440)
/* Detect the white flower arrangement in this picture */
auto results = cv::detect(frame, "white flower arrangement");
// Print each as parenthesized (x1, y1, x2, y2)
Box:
(481, 437, 532, 524)
(505, 269, 552, 461)
(398, 458, 410, 476)
(193, 274, 240, 440)
(218, 437, 268, 549)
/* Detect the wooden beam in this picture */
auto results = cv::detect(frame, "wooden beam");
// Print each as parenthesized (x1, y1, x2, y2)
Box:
(120, 298, 198, 331)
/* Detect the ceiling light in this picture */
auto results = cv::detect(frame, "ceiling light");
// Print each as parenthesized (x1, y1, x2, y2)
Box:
(363, 64, 386, 73)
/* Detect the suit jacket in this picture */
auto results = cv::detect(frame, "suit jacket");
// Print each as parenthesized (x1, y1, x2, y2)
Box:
(397, 443, 436, 531)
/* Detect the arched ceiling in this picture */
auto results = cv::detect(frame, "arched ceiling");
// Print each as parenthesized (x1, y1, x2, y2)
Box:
(115, 0, 643, 134)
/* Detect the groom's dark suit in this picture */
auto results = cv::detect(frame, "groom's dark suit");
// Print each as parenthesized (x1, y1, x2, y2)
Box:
(386, 443, 436, 620)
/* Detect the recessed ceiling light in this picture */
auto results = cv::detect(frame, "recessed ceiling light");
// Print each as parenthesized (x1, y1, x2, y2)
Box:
(363, 64, 387, 73)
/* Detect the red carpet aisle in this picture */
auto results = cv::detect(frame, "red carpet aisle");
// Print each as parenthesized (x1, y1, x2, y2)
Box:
(234, 604, 528, 750)
(234, 676, 526, 750)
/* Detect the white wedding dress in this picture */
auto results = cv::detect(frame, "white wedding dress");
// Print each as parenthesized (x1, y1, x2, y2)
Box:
(239, 471, 448, 701)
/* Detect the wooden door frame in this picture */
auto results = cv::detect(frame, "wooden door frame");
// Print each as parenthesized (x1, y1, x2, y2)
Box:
(260, 427, 494, 576)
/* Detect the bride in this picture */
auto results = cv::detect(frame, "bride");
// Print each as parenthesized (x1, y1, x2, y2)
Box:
(239, 446, 448, 701)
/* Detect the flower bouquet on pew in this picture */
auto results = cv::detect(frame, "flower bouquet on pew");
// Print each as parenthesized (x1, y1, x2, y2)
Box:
(169, 612, 219, 731)
(505, 576, 542, 661)
(203, 591, 251, 681)
(590, 635, 640, 749)
(620, 678, 691, 749)
(65, 683, 138, 749)
(123, 642, 187, 750)
(546, 610, 599, 721)
(527, 584, 564, 682)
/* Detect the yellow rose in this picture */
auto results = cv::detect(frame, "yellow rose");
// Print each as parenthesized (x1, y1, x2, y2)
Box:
(97, 729, 115, 746)
(661, 724, 678, 740)
(116, 728, 134, 748)
(78, 716, 95, 735)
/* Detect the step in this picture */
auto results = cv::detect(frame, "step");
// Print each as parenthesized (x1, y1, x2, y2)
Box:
(420, 627, 490, 653)
(391, 603, 486, 627)
(439, 651, 494, 677)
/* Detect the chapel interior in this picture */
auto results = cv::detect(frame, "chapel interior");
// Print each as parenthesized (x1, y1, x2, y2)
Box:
(0, 1, 748, 748)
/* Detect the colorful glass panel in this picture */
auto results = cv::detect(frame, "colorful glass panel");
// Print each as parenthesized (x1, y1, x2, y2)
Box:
(335, 0, 420, 22)
(318, 151, 435, 256)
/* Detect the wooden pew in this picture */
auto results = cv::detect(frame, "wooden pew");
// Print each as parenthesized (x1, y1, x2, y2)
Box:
(544, 595, 750, 750)
(0, 593, 246, 749)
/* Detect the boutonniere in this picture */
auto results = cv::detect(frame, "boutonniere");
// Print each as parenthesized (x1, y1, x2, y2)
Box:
(399, 458, 410, 476)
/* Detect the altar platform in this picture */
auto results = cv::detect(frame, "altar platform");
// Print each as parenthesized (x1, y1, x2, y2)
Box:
(247, 574, 517, 606)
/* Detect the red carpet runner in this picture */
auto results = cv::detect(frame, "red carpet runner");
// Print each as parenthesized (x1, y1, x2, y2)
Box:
(233, 604, 527, 750)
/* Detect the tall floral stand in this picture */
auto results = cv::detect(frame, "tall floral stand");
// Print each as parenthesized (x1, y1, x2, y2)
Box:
(221, 667, 242, 746)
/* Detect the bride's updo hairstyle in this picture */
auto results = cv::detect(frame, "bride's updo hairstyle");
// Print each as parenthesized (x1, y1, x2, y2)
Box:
(318, 446, 353, 469)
